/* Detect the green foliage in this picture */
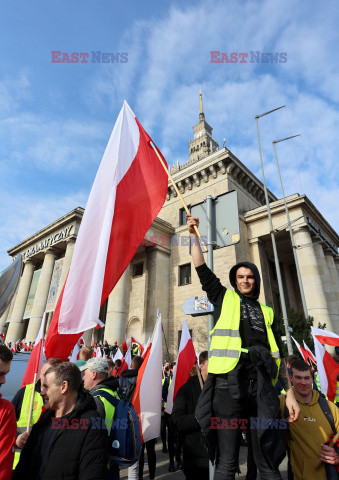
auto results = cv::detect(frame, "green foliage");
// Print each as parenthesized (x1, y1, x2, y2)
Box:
(275, 308, 322, 358)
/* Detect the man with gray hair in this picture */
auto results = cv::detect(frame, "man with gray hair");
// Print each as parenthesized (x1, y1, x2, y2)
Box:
(81, 357, 120, 479)
(13, 361, 107, 480)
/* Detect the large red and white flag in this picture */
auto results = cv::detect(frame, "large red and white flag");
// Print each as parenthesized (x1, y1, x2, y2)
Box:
(303, 341, 317, 365)
(165, 318, 197, 414)
(291, 336, 308, 362)
(311, 327, 339, 402)
(132, 313, 163, 443)
(21, 313, 47, 388)
(45, 101, 168, 360)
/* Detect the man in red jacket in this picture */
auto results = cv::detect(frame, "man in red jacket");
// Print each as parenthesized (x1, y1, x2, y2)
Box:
(0, 344, 17, 480)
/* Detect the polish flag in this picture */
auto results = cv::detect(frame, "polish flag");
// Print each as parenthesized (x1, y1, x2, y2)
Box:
(96, 346, 103, 358)
(303, 341, 317, 365)
(21, 313, 47, 388)
(45, 101, 168, 360)
(131, 336, 144, 354)
(291, 336, 308, 362)
(312, 327, 339, 402)
(165, 319, 197, 414)
(69, 336, 85, 363)
(312, 327, 339, 348)
(142, 338, 151, 359)
(118, 346, 132, 376)
(113, 348, 123, 362)
(121, 340, 130, 354)
(0, 332, 4, 341)
(132, 313, 163, 442)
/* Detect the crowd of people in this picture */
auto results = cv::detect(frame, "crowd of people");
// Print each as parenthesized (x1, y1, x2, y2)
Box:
(0, 213, 338, 480)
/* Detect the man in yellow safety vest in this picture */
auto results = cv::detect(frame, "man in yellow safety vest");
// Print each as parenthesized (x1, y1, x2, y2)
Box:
(187, 214, 300, 480)
(11, 357, 62, 469)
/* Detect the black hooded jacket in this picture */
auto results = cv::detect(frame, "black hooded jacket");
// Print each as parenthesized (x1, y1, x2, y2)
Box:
(13, 389, 107, 480)
(196, 261, 283, 373)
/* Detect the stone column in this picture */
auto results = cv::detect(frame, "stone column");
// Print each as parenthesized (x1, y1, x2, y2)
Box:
(145, 247, 170, 342)
(324, 250, 339, 334)
(0, 305, 10, 332)
(293, 227, 332, 330)
(55, 237, 76, 303)
(249, 238, 273, 306)
(26, 249, 57, 342)
(6, 260, 36, 342)
(82, 328, 94, 347)
(105, 266, 130, 344)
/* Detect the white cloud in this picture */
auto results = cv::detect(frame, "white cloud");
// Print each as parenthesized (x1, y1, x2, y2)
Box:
(85, 0, 338, 231)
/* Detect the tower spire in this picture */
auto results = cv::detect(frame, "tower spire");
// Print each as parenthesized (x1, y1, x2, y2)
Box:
(199, 89, 205, 121)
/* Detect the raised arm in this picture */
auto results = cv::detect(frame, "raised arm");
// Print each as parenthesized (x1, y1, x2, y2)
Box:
(187, 214, 205, 268)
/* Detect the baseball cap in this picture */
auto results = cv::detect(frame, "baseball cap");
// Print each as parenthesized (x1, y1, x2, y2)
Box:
(79, 357, 108, 373)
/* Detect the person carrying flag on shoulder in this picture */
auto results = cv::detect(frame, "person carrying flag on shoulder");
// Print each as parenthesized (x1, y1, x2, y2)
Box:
(279, 359, 339, 480)
(187, 214, 300, 480)
(11, 357, 62, 469)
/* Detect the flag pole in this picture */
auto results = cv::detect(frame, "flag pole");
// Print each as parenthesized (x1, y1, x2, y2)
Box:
(149, 141, 208, 252)
(26, 312, 47, 432)
(161, 322, 170, 361)
(314, 431, 339, 469)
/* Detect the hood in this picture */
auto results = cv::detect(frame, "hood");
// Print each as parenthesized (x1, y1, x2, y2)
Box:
(229, 261, 261, 300)
(93, 376, 119, 392)
(121, 369, 138, 378)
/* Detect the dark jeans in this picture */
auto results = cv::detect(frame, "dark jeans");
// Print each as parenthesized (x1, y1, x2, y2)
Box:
(161, 413, 182, 465)
(139, 438, 156, 480)
(184, 467, 209, 480)
(213, 379, 282, 480)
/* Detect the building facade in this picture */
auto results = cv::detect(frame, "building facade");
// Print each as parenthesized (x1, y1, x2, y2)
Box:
(2, 94, 339, 358)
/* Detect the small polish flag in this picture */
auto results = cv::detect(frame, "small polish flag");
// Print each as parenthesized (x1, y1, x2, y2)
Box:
(303, 341, 317, 365)
(113, 348, 123, 362)
(312, 327, 339, 402)
(21, 313, 47, 388)
(291, 336, 308, 362)
(165, 319, 197, 414)
(96, 346, 103, 358)
(131, 336, 144, 354)
(132, 313, 163, 442)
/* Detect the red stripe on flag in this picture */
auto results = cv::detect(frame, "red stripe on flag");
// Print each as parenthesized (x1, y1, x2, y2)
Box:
(315, 335, 339, 347)
(132, 346, 152, 443)
(173, 339, 196, 399)
(101, 119, 168, 304)
(323, 350, 339, 402)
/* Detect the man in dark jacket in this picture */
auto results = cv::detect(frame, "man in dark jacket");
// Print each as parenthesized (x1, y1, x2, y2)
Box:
(187, 214, 300, 480)
(13, 361, 107, 480)
(172, 351, 209, 480)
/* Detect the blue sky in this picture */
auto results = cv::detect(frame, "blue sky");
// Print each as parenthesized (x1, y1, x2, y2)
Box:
(0, 0, 338, 269)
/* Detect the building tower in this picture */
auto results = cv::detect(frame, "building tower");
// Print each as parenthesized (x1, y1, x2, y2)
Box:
(188, 90, 219, 163)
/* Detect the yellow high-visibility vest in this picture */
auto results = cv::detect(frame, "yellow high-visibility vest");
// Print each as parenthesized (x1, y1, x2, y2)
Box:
(208, 289, 280, 383)
(13, 383, 44, 469)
